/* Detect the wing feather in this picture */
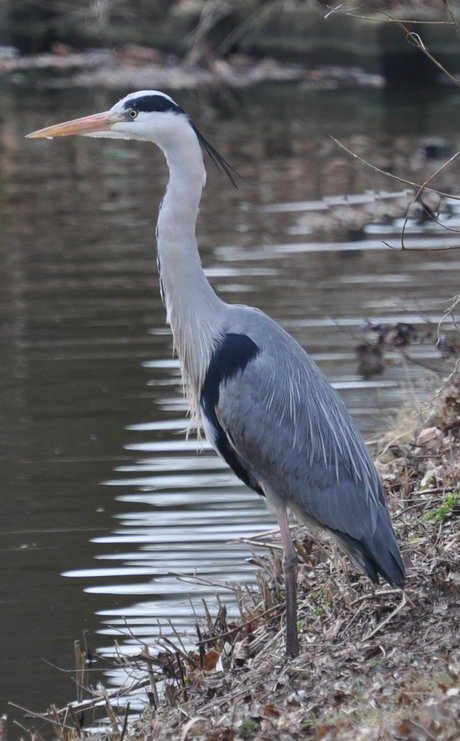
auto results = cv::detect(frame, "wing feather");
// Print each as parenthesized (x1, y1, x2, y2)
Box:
(215, 330, 378, 537)
(200, 309, 404, 587)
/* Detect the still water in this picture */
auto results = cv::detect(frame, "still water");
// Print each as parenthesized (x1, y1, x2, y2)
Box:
(2, 80, 460, 726)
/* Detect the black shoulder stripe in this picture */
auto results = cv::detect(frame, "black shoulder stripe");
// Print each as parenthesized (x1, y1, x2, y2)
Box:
(201, 333, 262, 496)
(201, 333, 260, 409)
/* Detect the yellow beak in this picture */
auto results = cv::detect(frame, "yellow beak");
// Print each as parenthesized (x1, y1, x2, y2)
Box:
(26, 110, 124, 139)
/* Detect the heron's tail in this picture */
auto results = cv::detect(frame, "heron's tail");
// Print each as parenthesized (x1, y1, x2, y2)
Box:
(330, 515, 405, 589)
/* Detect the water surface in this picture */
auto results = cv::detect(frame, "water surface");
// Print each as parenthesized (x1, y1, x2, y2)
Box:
(1, 81, 460, 727)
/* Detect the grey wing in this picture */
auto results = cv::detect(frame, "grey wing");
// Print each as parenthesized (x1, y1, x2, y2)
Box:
(200, 316, 404, 587)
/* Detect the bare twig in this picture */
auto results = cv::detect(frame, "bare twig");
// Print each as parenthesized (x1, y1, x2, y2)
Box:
(400, 153, 460, 250)
(327, 3, 460, 87)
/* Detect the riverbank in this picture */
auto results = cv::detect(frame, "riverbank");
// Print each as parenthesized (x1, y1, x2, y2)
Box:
(0, 46, 382, 91)
(1, 1, 460, 90)
(22, 375, 460, 740)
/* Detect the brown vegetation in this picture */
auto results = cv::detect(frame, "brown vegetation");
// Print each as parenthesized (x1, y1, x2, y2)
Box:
(12, 371, 460, 740)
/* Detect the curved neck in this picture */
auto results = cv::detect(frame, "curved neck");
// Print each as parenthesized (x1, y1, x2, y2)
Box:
(156, 128, 225, 415)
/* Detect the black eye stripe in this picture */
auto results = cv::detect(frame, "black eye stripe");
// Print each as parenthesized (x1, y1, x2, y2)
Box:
(120, 93, 247, 189)
(123, 95, 184, 115)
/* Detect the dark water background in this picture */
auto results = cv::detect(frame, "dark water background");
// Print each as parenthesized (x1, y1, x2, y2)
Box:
(2, 79, 460, 730)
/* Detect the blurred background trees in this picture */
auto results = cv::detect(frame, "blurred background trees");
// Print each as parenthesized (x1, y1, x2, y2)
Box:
(0, 1, 458, 87)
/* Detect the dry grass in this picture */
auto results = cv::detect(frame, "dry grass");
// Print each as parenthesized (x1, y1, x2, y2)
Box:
(9, 375, 460, 741)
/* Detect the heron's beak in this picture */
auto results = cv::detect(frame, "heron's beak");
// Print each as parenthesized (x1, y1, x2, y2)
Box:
(26, 110, 124, 139)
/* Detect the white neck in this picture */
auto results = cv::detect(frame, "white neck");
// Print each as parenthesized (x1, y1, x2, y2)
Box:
(155, 123, 226, 419)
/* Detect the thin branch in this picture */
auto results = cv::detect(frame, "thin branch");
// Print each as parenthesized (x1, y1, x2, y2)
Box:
(331, 137, 460, 251)
(400, 152, 460, 250)
(326, 4, 455, 25)
(327, 3, 460, 87)
(363, 593, 407, 640)
(443, 0, 460, 41)
(330, 137, 460, 200)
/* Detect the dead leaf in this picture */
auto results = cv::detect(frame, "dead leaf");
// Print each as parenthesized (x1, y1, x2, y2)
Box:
(416, 427, 443, 452)
(203, 650, 219, 671)
(205, 727, 235, 741)
(395, 720, 411, 735)
(261, 703, 280, 718)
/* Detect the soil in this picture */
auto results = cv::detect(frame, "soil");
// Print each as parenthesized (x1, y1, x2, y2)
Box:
(24, 374, 460, 740)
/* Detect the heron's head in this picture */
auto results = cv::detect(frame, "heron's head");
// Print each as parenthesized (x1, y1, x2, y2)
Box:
(26, 91, 192, 146)
(27, 90, 243, 188)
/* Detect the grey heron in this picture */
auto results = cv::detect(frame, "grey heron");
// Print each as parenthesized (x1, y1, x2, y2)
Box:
(27, 91, 405, 658)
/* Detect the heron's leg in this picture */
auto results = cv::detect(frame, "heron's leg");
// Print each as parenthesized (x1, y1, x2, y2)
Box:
(277, 508, 299, 658)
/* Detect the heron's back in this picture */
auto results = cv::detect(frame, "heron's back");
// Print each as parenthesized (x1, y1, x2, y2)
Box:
(200, 304, 404, 588)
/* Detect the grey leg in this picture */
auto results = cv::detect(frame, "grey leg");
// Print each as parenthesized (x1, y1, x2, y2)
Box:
(277, 508, 299, 657)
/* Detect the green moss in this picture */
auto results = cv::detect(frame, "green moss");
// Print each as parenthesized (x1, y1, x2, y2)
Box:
(237, 717, 260, 739)
(423, 486, 460, 523)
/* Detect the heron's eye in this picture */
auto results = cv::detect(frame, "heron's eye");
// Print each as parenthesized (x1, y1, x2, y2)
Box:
(127, 109, 138, 120)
